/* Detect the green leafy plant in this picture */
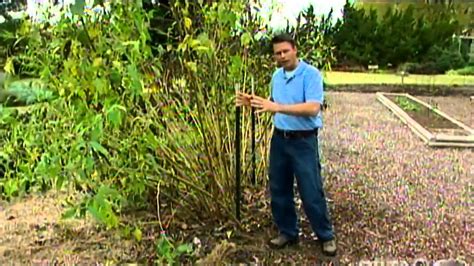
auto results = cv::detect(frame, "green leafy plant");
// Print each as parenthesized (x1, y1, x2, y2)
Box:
(155, 233, 193, 265)
(395, 96, 421, 112)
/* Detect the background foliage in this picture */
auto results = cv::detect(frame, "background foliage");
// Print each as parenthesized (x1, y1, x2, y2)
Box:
(332, 1, 470, 73)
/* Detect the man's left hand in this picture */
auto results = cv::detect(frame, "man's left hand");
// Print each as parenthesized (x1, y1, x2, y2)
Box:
(250, 95, 280, 114)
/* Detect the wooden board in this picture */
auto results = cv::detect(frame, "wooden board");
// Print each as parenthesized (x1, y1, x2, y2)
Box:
(428, 141, 474, 148)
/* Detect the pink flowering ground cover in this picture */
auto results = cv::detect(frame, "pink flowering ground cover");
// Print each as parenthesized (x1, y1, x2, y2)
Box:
(319, 92, 472, 263)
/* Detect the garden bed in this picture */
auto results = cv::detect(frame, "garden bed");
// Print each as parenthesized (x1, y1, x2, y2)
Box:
(417, 95, 473, 128)
(376, 92, 474, 148)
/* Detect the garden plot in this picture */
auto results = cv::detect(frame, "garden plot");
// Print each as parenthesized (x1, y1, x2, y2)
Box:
(417, 95, 473, 128)
(376, 92, 474, 148)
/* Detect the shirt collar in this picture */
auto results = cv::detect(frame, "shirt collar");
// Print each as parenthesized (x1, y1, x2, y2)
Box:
(281, 60, 305, 80)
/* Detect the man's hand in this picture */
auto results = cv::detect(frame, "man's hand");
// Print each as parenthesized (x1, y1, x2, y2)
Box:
(251, 95, 321, 116)
(235, 91, 252, 107)
(250, 95, 281, 114)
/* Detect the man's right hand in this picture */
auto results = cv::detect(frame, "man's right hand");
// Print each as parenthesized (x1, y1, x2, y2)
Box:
(235, 91, 252, 107)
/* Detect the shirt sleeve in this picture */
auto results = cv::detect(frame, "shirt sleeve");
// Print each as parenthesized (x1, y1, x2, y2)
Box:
(269, 77, 273, 101)
(304, 69, 324, 104)
(269, 69, 279, 101)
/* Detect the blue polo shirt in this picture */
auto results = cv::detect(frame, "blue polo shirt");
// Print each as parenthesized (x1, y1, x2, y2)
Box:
(270, 60, 324, 130)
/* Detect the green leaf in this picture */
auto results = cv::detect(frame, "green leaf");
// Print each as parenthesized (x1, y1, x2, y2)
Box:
(61, 207, 77, 219)
(93, 78, 106, 95)
(121, 225, 132, 238)
(70, 0, 86, 16)
(107, 109, 122, 128)
(91, 115, 104, 142)
(185, 62, 197, 73)
(0, 151, 10, 160)
(156, 237, 172, 256)
(110, 70, 122, 87)
(56, 174, 65, 190)
(97, 185, 121, 199)
(176, 244, 192, 254)
(85, 156, 95, 173)
(87, 204, 104, 223)
(90, 141, 110, 158)
(240, 32, 252, 47)
(184, 17, 192, 30)
(107, 105, 125, 128)
(145, 132, 160, 149)
(3, 179, 18, 197)
(190, 39, 201, 48)
(229, 55, 242, 77)
(133, 227, 142, 242)
(127, 65, 142, 95)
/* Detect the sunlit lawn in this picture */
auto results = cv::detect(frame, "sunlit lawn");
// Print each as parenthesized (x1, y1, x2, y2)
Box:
(324, 71, 474, 86)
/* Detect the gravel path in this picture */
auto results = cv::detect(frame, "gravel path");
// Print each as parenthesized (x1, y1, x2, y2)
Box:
(319, 92, 472, 263)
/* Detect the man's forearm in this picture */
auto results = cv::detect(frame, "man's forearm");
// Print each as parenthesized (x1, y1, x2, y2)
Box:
(276, 102, 320, 117)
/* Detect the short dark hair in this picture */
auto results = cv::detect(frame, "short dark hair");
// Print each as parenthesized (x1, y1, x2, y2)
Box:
(271, 33, 296, 48)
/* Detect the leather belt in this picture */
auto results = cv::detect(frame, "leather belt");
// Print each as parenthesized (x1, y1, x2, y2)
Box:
(274, 128, 318, 139)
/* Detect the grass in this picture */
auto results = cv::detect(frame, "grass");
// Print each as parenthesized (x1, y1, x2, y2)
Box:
(324, 71, 474, 86)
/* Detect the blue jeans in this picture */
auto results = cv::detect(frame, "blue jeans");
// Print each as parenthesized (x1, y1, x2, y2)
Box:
(269, 131, 334, 242)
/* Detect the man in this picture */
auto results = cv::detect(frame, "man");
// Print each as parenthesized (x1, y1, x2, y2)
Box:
(235, 33, 336, 256)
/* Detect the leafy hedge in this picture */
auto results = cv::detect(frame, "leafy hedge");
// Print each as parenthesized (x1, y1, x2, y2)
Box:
(447, 65, 474, 76)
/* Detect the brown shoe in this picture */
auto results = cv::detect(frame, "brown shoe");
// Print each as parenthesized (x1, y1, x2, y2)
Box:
(268, 234, 298, 249)
(322, 239, 337, 256)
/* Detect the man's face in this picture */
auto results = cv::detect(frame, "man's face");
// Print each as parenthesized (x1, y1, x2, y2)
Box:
(272, 41, 298, 70)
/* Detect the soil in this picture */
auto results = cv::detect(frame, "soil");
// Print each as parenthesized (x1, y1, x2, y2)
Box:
(385, 95, 470, 136)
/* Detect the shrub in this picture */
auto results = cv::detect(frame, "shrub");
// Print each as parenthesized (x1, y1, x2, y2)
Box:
(399, 44, 466, 74)
(447, 66, 474, 76)
(332, 2, 379, 68)
(424, 45, 467, 74)
(1, 0, 334, 232)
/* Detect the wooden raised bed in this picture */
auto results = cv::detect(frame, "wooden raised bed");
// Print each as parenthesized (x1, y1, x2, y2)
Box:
(376, 92, 474, 148)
